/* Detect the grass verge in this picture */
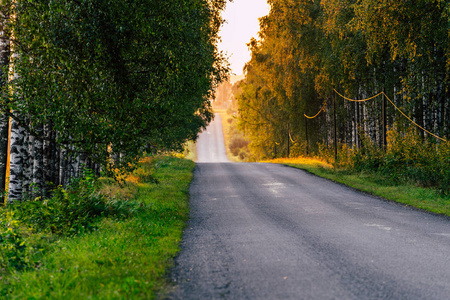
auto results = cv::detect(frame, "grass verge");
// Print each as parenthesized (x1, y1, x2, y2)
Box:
(265, 157, 450, 217)
(1, 156, 193, 299)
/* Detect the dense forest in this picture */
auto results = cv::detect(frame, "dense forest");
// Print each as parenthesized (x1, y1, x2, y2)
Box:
(238, 0, 449, 192)
(0, 0, 228, 202)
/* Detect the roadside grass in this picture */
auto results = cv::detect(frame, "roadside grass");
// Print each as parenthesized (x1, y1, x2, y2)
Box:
(265, 157, 450, 216)
(1, 156, 193, 299)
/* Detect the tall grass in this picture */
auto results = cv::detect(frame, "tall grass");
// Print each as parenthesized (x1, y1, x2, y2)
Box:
(0, 156, 193, 299)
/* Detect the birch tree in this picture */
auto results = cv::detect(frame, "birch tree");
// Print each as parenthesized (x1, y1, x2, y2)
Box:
(2, 0, 229, 201)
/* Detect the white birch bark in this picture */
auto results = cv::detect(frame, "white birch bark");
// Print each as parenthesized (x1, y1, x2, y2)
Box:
(59, 147, 66, 186)
(33, 124, 44, 196)
(23, 131, 33, 197)
(8, 116, 26, 202)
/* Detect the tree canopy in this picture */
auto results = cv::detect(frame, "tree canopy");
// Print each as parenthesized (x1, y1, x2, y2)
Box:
(239, 0, 449, 160)
(0, 0, 229, 201)
(2, 0, 228, 172)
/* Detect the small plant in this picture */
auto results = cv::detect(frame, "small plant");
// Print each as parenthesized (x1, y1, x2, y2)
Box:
(0, 210, 32, 271)
(13, 169, 140, 236)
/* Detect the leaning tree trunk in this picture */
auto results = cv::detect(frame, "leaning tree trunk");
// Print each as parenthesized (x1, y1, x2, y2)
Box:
(0, 112, 8, 199)
(0, 6, 10, 200)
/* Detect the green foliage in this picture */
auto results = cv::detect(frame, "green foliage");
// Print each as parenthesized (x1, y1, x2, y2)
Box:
(0, 210, 33, 271)
(12, 170, 140, 236)
(350, 134, 385, 172)
(382, 128, 450, 194)
(1, 156, 194, 299)
(2, 0, 228, 173)
(238, 0, 449, 161)
(335, 127, 450, 194)
(238, 0, 449, 197)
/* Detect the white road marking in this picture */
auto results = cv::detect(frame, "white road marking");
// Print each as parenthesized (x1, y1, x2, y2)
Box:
(364, 223, 392, 231)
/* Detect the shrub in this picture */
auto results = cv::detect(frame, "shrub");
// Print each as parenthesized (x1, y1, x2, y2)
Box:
(229, 136, 249, 157)
(0, 211, 33, 271)
(13, 170, 140, 236)
(290, 140, 308, 158)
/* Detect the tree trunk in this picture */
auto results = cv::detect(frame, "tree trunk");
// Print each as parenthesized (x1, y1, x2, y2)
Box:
(8, 116, 26, 202)
(23, 130, 33, 198)
(0, 6, 10, 200)
(33, 124, 44, 197)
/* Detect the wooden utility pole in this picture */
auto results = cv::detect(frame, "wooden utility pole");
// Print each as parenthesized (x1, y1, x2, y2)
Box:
(333, 95, 337, 164)
(382, 89, 387, 149)
(287, 123, 290, 158)
(304, 116, 309, 156)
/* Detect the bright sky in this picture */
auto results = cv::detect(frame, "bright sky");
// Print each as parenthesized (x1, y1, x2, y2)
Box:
(218, 0, 270, 76)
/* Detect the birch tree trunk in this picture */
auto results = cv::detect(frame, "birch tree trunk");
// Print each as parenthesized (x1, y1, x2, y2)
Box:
(33, 124, 44, 197)
(52, 131, 60, 187)
(23, 130, 33, 197)
(8, 116, 26, 202)
(59, 147, 66, 186)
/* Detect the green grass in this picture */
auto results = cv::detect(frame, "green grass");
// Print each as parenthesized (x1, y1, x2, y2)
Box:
(265, 157, 450, 216)
(1, 156, 194, 299)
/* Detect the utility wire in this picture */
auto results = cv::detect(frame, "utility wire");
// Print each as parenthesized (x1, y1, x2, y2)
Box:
(382, 92, 447, 142)
(304, 100, 327, 119)
(333, 89, 448, 142)
(333, 89, 383, 102)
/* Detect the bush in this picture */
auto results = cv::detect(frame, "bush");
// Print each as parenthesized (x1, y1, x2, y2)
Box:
(12, 170, 140, 236)
(0, 211, 32, 271)
(229, 136, 249, 157)
(334, 125, 450, 194)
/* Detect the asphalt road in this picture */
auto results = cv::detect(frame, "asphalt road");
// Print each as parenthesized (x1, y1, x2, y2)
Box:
(169, 114, 450, 299)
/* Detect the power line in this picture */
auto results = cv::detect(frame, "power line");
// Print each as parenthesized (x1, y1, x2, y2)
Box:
(304, 100, 327, 119)
(333, 89, 447, 142)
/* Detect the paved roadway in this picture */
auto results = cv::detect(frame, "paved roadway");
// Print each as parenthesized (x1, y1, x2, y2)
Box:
(169, 114, 450, 299)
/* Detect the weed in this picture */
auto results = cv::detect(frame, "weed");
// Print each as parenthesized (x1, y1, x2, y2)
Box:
(1, 156, 194, 299)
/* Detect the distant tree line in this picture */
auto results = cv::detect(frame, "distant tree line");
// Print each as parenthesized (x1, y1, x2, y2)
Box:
(0, 0, 228, 202)
(238, 0, 449, 159)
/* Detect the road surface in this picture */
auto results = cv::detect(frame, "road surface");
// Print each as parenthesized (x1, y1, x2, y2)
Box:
(170, 114, 450, 299)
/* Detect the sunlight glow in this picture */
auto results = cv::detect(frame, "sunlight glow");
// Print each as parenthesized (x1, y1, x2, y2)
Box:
(219, 0, 270, 76)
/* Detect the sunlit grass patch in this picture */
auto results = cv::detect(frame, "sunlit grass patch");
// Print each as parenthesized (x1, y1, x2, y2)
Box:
(263, 156, 333, 169)
(1, 156, 194, 299)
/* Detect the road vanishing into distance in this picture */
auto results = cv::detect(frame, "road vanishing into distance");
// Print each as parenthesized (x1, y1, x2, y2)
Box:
(170, 113, 450, 299)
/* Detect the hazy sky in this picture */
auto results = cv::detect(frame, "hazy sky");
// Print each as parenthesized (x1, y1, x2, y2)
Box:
(218, 0, 270, 76)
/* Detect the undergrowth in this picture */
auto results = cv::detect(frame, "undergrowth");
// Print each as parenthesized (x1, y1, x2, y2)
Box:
(266, 130, 450, 216)
(301, 127, 450, 195)
(0, 155, 193, 299)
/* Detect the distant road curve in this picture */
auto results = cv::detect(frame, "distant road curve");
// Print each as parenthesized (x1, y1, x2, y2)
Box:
(170, 115, 450, 299)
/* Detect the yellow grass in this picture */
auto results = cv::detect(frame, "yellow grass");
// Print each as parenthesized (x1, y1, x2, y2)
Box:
(262, 156, 333, 169)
